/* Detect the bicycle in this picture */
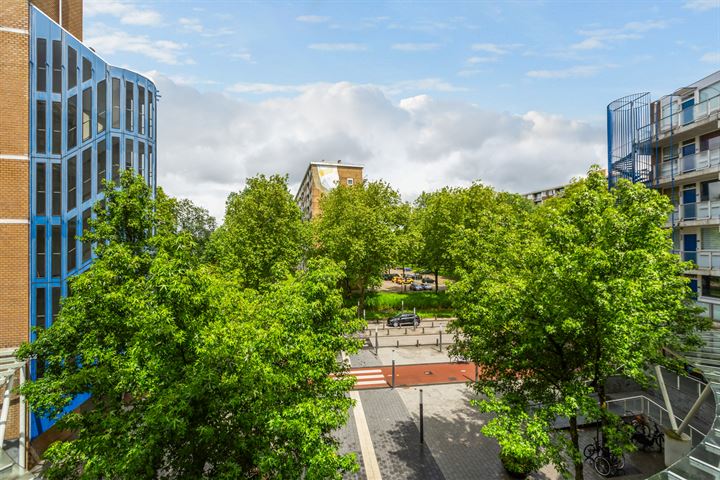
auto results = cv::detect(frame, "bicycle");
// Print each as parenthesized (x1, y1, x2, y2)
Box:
(592, 446, 625, 477)
(631, 420, 664, 452)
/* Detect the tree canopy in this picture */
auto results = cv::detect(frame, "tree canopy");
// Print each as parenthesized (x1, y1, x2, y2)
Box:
(449, 167, 707, 479)
(172, 197, 217, 254)
(313, 180, 405, 310)
(18, 172, 362, 480)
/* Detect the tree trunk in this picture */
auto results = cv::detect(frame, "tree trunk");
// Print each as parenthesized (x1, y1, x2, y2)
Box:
(358, 284, 366, 316)
(570, 415, 583, 480)
(434, 270, 439, 293)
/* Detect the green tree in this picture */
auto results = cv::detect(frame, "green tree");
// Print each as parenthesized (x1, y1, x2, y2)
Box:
(18, 172, 362, 479)
(208, 174, 309, 290)
(172, 197, 217, 253)
(450, 167, 707, 479)
(313, 180, 404, 311)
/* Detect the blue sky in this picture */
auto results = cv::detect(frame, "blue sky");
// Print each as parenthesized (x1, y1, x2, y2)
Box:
(83, 0, 720, 220)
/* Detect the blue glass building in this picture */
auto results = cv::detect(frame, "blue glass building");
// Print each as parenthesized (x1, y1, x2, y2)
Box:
(29, 5, 157, 438)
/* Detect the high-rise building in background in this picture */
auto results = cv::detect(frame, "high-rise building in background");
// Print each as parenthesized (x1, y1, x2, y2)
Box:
(295, 161, 364, 220)
(608, 71, 720, 317)
(0, 1, 157, 471)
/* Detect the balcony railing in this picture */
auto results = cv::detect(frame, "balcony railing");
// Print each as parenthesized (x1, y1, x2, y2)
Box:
(652, 93, 720, 136)
(697, 250, 720, 270)
(657, 147, 720, 180)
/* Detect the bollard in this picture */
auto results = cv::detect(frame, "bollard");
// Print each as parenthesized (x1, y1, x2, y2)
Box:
(431, 321, 434, 328)
(396, 340, 399, 348)
(405, 328, 407, 335)
(422, 327, 425, 334)
(375, 329, 379, 356)
(392, 360, 396, 389)
(416, 339, 419, 347)
(419, 389, 424, 444)
(439, 330, 443, 352)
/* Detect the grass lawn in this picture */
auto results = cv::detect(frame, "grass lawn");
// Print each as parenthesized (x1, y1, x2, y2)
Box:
(349, 291, 454, 320)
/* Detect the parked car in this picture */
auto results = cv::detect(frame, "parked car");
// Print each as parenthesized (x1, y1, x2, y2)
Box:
(393, 276, 413, 285)
(411, 273, 423, 280)
(422, 277, 435, 284)
(387, 313, 421, 327)
(382, 273, 394, 281)
(421, 283, 433, 290)
(409, 282, 424, 291)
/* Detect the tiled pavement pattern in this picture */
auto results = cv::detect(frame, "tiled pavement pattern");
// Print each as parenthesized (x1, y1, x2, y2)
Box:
(336, 405, 366, 480)
(337, 348, 667, 480)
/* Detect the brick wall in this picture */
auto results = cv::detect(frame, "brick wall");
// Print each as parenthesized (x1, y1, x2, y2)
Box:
(31, 0, 83, 41)
(0, 0, 31, 446)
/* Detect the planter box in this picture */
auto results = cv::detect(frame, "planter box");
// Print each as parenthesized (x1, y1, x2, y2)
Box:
(664, 431, 691, 467)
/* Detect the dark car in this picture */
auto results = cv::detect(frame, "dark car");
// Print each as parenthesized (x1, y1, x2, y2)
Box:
(382, 273, 394, 281)
(422, 277, 435, 284)
(387, 313, 421, 327)
(409, 282, 424, 291)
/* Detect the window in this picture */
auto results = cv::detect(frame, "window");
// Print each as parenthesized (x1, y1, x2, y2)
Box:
(52, 40, 61, 93)
(703, 228, 720, 250)
(138, 86, 145, 135)
(68, 46, 77, 90)
(148, 145, 153, 186)
(112, 137, 120, 183)
(52, 164, 61, 216)
(662, 145, 678, 162)
(68, 95, 77, 150)
(36, 38, 47, 92)
(700, 81, 720, 102)
(149, 91, 154, 138)
(82, 57, 91, 82)
(702, 181, 720, 202)
(67, 218, 77, 272)
(36, 100, 46, 154)
(97, 80, 106, 134)
(700, 131, 720, 152)
(82, 87, 92, 141)
(97, 140, 106, 194)
(125, 81, 134, 131)
(82, 147, 92, 202)
(51, 225, 60, 278)
(138, 142, 145, 178)
(36, 163, 46, 216)
(36, 225, 46, 278)
(125, 139, 134, 170)
(35, 288, 46, 333)
(702, 276, 720, 299)
(347, 178, 353, 186)
(112, 78, 120, 129)
(52, 101, 61, 155)
(82, 209, 91, 263)
(67, 156, 77, 211)
(51, 287, 60, 326)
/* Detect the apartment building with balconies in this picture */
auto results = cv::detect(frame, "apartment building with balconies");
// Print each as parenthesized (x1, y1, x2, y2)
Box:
(608, 71, 720, 320)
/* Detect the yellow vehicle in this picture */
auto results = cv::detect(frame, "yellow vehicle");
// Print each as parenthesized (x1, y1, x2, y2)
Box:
(393, 276, 413, 285)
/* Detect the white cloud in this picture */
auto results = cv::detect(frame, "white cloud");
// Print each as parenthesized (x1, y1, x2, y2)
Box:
(153, 77, 603, 221)
(85, 24, 190, 65)
(526, 64, 614, 79)
(392, 43, 441, 52)
(571, 19, 667, 50)
(684, 0, 720, 11)
(179, 17, 203, 33)
(226, 78, 466, 96)
(466, 56, 497, 64)
(701, 52, 720, 63)
(85, 0, 163, 26)
(296, 15, 331, 23)
(471, 43, 520, 55)
(308, 43, 367, 51)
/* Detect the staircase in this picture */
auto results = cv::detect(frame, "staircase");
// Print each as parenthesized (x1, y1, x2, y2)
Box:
(649, 329, 720, 479)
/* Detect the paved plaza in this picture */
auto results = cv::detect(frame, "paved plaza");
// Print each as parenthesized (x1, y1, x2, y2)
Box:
(336, 346, 667, 480)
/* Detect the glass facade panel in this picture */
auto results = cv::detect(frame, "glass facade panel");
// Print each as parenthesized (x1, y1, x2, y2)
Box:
(35, 288, 46, 332)
(125, 81, 134, 131)
(35, 163, 46, 216)
(138, 142, 145, 177)
(149, 91, 154, 138)
(125, 139, 134, 170)
(82, 147, 92, 202)
(148, 145, 153, 186)
(67, 95, 77, 150)
(36, 225, 45, 278)
(138, 86, 145, 135)
(52, 163, 61, 216)
(52, 40, 61, 93)
(51, 225, 60, 278)
(112, 137, 120, 183)
(67, 156, 77, 211)
(82, 209, 91, 263)
(97, 140, 106, 194)
(82, 57, 91, 82)
(51, 101, 61, 155)
(67, 218, 77, 273)
(82, 87, 92, 141)
(112, 78, 120, 128)
(36, 100, 46, 154)
(97, 80, 106, 134)
(703, 276, 720, 299)
(36, 38, 46, 92)
(701, 131, 720, 152)
(68, 46, 77, 90)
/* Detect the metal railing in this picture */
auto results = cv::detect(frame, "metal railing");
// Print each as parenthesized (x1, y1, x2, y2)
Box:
(606, 395, 706, 447)
(697, 250, 720, 270)
(659, 147, 720, 181)
(651, 94, 720, 137)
